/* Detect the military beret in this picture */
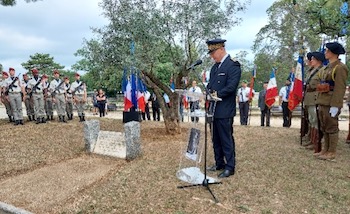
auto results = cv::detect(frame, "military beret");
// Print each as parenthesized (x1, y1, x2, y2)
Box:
(42, 74, 48, 79)
(2, 71, 9, 76)
(53, 70, 60, 75)
(75, 72, 80, 77)
(64, 76, 69, 80)
(310, 51, 326, 62)
(31, 68, 39, 75)
(306, 52, 312, 61)
(264, 81, 269, 84)
(326, 42, 345, 55)
(9, 67, 15, 71)
(206, 38, 226, 54)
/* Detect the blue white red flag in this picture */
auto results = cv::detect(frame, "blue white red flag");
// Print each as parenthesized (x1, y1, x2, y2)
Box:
(265, 68, 278, 108)
(288, 56, 304, 111)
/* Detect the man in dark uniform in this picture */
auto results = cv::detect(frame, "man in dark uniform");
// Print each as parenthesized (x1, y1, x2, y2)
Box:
(206, 38, 241, 178)
(315, 42, 348, 160)
(258, 81, 271, 126)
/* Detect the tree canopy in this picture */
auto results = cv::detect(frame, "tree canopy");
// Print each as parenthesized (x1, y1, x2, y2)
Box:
(74, 0, 250, 134)
(0, 0, 40, 6)
(21, 53, 65, 74)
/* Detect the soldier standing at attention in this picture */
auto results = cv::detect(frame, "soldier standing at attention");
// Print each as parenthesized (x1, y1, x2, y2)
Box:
(71, 73, 87, 122)
(64, 76, 74, 120)
(22, 73, 35, 121)
(206, 38, 241, 178)
(50, 70, 67, 123)
(258, 81, 271, 127)
(43, 75, 54, 121)
(5, 67, 25, 125)
(315, 42, 348, 160)
(1, 71, 14, 122)
(27, 69, 47, 124)
(304, 52, 325, 152)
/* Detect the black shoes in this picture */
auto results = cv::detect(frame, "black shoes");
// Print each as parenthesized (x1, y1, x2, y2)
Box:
(207, 165, 225, 172)
(218, 170, 234, 178)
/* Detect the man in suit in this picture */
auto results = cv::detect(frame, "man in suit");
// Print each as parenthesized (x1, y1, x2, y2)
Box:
(258, 81, 270, 127)
(206, 38, 241, 178)
(315, 42, 348, 160)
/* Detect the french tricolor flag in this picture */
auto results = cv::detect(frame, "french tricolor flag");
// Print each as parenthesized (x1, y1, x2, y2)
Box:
(122, 69, 133, 111)
(288, 56, 304, 111)
(265, 68, 278, 108)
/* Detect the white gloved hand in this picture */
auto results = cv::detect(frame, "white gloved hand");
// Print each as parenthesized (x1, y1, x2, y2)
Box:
(329, 107, 339, 117)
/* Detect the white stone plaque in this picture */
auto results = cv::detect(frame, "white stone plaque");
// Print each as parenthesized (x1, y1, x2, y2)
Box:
(93, 131, 126, 158)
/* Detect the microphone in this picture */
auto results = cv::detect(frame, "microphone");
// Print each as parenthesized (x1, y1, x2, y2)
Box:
(187, 59, 202, 70)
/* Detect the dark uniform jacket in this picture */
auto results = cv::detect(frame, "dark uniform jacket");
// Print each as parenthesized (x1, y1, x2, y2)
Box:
(258, 89, 266, 111)
(316, 60, 348, 108)
(207, 55, 241, 118)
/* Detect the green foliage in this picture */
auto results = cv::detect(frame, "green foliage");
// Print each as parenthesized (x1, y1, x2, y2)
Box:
(0, 0, 40, 6)
(21, 53, 65, 75)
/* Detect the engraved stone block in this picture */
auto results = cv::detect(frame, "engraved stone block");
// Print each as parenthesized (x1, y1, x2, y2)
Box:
(124, 121, 142, 160)
(84, 120, 100, 152)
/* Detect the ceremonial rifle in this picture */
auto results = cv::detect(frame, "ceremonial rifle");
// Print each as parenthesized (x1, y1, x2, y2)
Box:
(4, 74, 20, 96)
(28, 77, 43, 97)
(51, 79, 65, 97)
(71, 81, 84, 96)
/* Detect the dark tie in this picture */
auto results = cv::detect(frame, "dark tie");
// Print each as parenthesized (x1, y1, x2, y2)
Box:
(11, 77, 14, 80)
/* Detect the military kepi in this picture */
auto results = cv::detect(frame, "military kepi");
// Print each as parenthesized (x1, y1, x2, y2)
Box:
(326, 42, 346, 55)
(206, 38, 226, 54)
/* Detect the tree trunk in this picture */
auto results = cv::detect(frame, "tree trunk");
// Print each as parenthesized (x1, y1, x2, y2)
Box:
(142, 70, 181, 135)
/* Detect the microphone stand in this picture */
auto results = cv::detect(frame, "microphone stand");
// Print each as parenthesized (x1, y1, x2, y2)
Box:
(177, 66, 222, 203)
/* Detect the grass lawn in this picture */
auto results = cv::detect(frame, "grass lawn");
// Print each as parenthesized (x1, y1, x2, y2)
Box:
(0, 118, 350, 214)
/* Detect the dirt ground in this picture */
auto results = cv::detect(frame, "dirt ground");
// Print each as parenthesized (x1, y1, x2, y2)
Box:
(0, 109, 350, 214)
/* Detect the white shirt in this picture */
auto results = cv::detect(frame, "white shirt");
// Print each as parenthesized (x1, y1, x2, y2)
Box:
(279, 86, 289, 102)
(187, 86, 202, 102)
(237, 87, 254, 102)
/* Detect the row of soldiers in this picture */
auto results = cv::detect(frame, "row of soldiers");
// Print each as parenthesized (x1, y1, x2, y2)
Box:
(302, 42, 348, 161)
(0, 68, 87, 125)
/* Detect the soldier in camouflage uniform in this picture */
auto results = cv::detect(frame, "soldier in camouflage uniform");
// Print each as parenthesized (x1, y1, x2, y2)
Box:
(70, 73, 87, 122)
(315, 42, 349, 160)
(4, 68, 24, 125)
(0, 71, 13, 122)
(22, 73, 35, 121)
(43, 75, 54, 121)
(50, 70, 67, 123)
(27, 69, 47, 124)
(64, 77, 74, 120)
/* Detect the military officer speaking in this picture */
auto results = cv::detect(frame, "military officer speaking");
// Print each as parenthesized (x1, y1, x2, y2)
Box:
(206, 38, 241, 178)
(315, 42, 349, 160)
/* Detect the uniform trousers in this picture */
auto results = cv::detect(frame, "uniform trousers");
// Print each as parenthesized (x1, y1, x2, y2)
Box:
(307, 105, 317, 128)
(318, 105, 339, 134)
(8, 93, 23, 120)
(212, 117, 235, 172)
(32, 93, 46, 118)
(45, 96, 54, 116)
(1, 96, 13, 117)
(66, 97, 73, 115)
(54, 93, 66, 116)
(239, 101, 249, 125)
(282, 101, 291, 127)
(24, 96, 34, 117)
(75, 94, 85, 116)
